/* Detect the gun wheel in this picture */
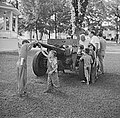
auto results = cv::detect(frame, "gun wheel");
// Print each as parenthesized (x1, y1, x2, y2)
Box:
(32, 51, 47, 77)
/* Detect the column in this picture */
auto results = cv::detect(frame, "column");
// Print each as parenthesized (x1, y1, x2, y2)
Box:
(9, 11, 13, 31)
(15, 16, 18, 33)
(3, 14, 6, 30)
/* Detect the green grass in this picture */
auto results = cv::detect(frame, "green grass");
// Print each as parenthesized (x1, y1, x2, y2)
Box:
(0, 43, 120, 118)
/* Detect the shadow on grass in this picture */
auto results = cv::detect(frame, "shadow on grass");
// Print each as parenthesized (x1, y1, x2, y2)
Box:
(58, 72, 120, 91)
(47, 89, 69, 99)
(89, 72, 120, 92)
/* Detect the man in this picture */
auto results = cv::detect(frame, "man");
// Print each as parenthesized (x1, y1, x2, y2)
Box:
(98, 31, 106, 74)
(79, 33, 90, 49)
(89, 30, 100, 56)
(17, 40, 36, 97)
(89, 30, 100, 80)
(72, 44, 78, 70)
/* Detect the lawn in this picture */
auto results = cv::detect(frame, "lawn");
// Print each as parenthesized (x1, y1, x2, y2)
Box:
(0, 42, 120, 118)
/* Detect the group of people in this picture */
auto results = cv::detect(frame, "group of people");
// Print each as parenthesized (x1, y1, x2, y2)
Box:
(76, 30, 106, 84)
(16, 40, 60, 97)
(16, 29, 106, 98)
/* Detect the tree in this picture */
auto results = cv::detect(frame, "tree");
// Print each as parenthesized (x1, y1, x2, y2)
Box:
(50, 0, 71, 38)
(20, 0, 71, 40)
(68, 0, 89, 38)
(72, 0, 89, 28)
(103, 0, 120, 43)
(21, 0, 52, 40)
(85, 0, 108, 33)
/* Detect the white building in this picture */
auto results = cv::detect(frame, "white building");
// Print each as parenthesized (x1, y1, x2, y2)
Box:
(103, 29, 116, 40)
(0, 2, 21, 51)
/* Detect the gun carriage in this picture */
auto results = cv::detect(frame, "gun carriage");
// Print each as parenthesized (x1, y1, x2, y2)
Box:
(32, 38, 85, 80)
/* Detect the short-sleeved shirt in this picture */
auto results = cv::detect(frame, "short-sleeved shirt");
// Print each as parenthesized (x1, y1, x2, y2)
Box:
(81, 54, 93, 67)
(47, 57, 58, 73)
(79, 37, 90, 49)
(89, 49, 96, 63)
(19, 44, 28, 60)
(19, 43, 32, 60)
(90, 36, 100, 50)
(99, 37, 106, 55)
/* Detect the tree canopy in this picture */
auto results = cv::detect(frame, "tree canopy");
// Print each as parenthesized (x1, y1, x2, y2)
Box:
(2, 0, 120, 41)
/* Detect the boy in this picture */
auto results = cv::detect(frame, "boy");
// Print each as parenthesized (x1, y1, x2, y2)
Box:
(88, 43, 98, 83)
(77, 45, 84, 56)
(80, 48, 93, 85)
(17, 40, 36, 97)
(41, 48, 60, 93)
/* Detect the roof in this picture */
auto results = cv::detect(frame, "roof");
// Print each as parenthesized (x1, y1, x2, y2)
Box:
(0, 2, 21, 15)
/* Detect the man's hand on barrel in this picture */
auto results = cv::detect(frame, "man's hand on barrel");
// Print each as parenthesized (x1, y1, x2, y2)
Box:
(33, 41, 41, 48)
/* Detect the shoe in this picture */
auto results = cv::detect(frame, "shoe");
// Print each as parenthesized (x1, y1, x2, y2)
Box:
(44, 88, 53, 93)
(87, 82, 89, 85)
(19, 93, 25, 98)
(81, 80, 85, 83)
(18, 91, 28, 98)
(98, 71, 103, 75)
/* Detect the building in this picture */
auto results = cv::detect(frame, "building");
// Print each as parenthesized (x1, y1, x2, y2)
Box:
(0, 2, 21, 51)
(103, 29, 116, 40)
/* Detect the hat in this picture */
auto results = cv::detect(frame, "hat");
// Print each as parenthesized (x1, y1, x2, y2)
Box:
(22, 40, 30, 44)
(88, 43, 95, 51)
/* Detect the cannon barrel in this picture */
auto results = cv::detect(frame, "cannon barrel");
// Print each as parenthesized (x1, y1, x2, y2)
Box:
(37, 42, 65, 54)
(32, 41, 65, 76)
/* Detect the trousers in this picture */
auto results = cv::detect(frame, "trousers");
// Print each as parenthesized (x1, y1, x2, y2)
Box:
(47, 72, 59, 89)
(17, 58, 27, 94)
(98, 54, 104, 73)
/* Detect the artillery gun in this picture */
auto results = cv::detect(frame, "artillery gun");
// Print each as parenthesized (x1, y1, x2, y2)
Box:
(32, 38, 85, 80)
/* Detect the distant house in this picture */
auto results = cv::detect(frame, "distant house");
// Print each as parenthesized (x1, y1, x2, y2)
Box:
(102, 26, 117, 40)
(103, 29, 116, 40)
(0, 2, 21, 51)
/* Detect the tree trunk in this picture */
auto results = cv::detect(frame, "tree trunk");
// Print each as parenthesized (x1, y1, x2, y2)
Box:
(72, 0, 88, 28)
(29, 30, 32, 41)
(36, 20, 38, 40)
(40, 32, 43, 40)
(55, 13, 57, 39)
(49, 30, 50, 39)
(15, 0, 19, 9)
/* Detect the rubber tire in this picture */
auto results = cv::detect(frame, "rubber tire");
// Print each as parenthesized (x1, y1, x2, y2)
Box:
(32, 51, 47, 77)
(78, 60, 86, 81)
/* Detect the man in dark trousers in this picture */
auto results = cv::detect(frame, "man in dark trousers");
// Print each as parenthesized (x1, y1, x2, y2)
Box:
(98, 31, 106, 74)
(17, 40, 36, 97)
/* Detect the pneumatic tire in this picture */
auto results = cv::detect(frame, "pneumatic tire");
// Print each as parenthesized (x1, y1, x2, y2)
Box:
(32, 51, 47, 77)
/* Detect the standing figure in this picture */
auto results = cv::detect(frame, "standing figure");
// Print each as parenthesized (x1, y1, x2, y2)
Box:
(88, 43, 97, 83)
(72, 44, 78, 70)
(17, 40, 36, 97)
(41, 49, 60, 93)
(98, 31, 106, 74)
(89, 30, 100, 56)
(80, 48, 93, 85)
(77, 45, 86, 83)
(79, 34, 90, 49)
(77, 45, 84, 56)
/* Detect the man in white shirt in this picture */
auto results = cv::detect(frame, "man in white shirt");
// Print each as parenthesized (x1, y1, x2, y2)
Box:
(89, 30, 100, 55)
(98, 31, 106, 74)
(79, 34, 90, 49)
